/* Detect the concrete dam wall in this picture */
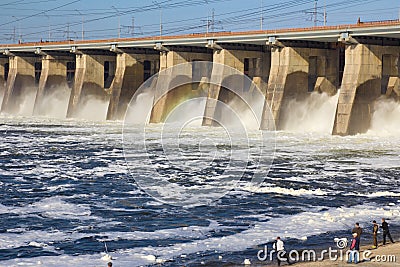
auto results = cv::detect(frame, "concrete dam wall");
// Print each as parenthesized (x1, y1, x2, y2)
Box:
(0, 20, 399, 135)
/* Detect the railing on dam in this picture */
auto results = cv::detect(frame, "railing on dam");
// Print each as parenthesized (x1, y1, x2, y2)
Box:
(1, 19, 399, 49)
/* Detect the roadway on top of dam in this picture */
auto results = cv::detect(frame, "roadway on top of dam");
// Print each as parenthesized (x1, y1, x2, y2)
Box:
(1, 20, 400, 53)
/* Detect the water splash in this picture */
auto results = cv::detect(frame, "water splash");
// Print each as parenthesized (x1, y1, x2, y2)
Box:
(369, 98, 400, 135)
(225, 96, 264, 130)
(125, 91, 154, 124)
(164, 97, 207, 127)
(75, 97, 109, 121)
(37, 87, 70, 119)
(16, 87, 37, 116)
(0, 87, 4, 108)
(281, 91, 339, 133)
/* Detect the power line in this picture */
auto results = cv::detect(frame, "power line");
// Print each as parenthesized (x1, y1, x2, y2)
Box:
(0, 0, 80, 27)
(1, 0, 386, 42)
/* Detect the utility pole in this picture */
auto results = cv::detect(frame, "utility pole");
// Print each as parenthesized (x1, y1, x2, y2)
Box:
(211, 8, 215, 32)
(203, 7, 222, 33)
(76, 9, 84, 40)
(152, 1, 162, 37)
(314, 0, 318, 27)
(12, 26, 16, 43)
(323, 0, 327, 26)
(12, 16, 22, 43)
(131, 17, 135, 37)
(48, 18, 51, 41)
(260, 0, 264, 30)
(159, 4, 162, 37)
(112, 6, 121, 38)
(205, 0, 209, 33)
(45, 14, 51, 41)
(67, 23, 70, 40)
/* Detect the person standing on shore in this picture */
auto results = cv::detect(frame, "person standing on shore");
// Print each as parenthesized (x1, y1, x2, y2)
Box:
(372, 220, 379, 249)
(348, 233, 360, 264)
(273, 237, 292, 266)
(380, 218, 395, 245)
(351, 222, 362, 250)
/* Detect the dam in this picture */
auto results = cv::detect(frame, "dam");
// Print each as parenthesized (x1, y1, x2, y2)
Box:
(0, 19, 399, 135)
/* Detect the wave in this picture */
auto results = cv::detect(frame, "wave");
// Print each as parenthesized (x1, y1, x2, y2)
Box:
(345, 191, 400, 198)
(242, 185, 329, 197)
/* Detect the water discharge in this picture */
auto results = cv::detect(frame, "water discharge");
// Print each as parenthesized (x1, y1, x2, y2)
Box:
(281, 91, 339, 133)
(125, 91, 154, 124)
(369, 98, 400, 135)
(75, 97, 110, 121)
(225, 95, 265, 130)
(15, 87, 37, 116)
(0, 88, 4, 108)
(38, 87, 70, 118)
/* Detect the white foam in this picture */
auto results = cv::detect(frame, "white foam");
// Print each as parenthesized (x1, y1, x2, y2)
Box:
(0, 219, 225, 251)
(346, 191, 400, 198)
(242, 185, 329, 197)
(0, 229, 84, 250)
(0, 196, 95, 220)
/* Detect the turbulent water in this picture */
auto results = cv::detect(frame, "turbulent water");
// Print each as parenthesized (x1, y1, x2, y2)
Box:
(1, 96, 400, 266)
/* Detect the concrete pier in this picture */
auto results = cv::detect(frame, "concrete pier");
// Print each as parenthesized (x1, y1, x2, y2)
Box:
(0, 57, 8, 101)
(261, 42, 339, 130)
(202, 45, 270, 126)
(332, 42, 400, 135)
(33, 54, 74, 116)
(386, 76, 400, 100)
(1, 55, 38, 114)
(66, 52, 115, 118)
(150, 48, 212, 123)
(106, 51, 159, 120)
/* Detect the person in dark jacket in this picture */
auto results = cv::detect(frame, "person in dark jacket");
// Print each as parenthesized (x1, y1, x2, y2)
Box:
(372, 220, 379, 249)
(381, 218, 395, 245)
(351, 222, 362, 250)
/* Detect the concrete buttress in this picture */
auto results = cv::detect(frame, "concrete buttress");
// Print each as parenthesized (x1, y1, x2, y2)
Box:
(202, 47, 270, 127)
(150, 50, 212, 123)
(107, 52, 158, 120)
(1, 55, 38, 114)
(66, 53, 115, 118)
(260, 44, 338, 130)
(332, 44, 400, 135)
(33, 54, 73, 116)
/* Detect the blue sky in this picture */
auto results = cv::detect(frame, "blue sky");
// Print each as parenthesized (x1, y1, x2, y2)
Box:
(0, 0, 398, 43)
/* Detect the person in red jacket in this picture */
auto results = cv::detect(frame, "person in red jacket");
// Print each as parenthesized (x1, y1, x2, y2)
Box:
(348, 233, 360, 264)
